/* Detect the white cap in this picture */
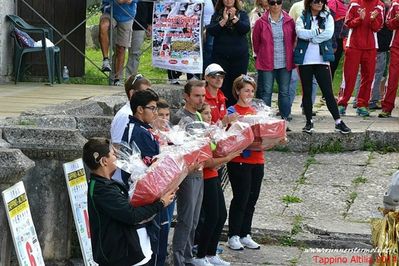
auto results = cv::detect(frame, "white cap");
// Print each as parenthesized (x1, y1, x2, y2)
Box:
(205, 63, 226, 76)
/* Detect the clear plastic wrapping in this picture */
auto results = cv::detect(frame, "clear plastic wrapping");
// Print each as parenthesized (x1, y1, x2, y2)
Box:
(130, 153, 188, 207)
(238, 100, 288, 150)
(212, 121, 254, 157)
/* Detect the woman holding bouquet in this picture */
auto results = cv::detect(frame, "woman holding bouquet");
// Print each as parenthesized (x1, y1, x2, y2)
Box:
(225, 75, 264, 250)
(191, 103, 241, 266)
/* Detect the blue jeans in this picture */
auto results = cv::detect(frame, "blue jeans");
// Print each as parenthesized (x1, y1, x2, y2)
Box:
(289, 69, 318, 110)
(257, 68, 292, 119)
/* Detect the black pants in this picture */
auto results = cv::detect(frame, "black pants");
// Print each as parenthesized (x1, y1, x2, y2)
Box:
(298, 64, 340, 123)
(330, 38, 344, 81)
(196, 177, 227, 258)
(212, 53, 249, 107)
(167, 70, 181, 80)
(227, 162, 264, 237)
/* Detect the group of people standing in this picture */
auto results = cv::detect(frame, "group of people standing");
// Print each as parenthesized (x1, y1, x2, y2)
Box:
(85, 65, 266, 266)
(82, 0, 399, 265)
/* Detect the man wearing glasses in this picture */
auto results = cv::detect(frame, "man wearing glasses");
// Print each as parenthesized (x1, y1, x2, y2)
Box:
(110, 74, 151, 184)
(204, 64, 238, 125)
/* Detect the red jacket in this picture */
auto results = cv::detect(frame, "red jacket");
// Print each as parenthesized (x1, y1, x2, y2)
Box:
(344, 0, 384, 49)
(252, 10, 296, 71)
(386, 0, 399, 48)
(205, 88, 227, 124)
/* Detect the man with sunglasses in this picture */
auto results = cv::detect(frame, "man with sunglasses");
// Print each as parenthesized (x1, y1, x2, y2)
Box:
(204, 63, 238, 125)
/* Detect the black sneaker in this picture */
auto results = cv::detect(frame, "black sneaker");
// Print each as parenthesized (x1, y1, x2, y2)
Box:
(335, 121, 351, 134)
(302, 121, 314, 134)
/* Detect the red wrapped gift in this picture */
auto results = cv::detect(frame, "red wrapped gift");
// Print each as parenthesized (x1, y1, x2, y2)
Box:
(182, 140, 212, 166)
(251, 119, 286, 138)
(240, 116, 287, 150)
(213, 122, 254, 157)
(130, 155, 188, 207)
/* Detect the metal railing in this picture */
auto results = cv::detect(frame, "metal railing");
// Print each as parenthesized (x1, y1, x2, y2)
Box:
(17, 0, 156, 85)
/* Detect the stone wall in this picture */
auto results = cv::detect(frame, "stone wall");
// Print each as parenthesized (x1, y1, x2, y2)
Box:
(0, 86, 184, 265)
(0, 0, 15, 83)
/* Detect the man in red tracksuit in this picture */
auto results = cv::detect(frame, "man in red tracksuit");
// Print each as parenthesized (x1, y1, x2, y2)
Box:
(337, 0, 384, 117)
(379, 0, 399, 118)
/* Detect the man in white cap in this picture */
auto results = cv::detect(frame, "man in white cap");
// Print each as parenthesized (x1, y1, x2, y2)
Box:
(204, 63, 238, 125)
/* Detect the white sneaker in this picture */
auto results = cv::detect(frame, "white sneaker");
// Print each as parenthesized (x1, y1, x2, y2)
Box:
(101, 58, 111, 72)
(227, 235, 244, 250)
(240, 234, 260, 249)
(206, 255, 230, 265)
(191, 257, 214, 266)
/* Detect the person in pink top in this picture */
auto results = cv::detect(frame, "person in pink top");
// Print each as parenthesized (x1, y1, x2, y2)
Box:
(336, 0, 384, 117)
(252, 0, 296, 120)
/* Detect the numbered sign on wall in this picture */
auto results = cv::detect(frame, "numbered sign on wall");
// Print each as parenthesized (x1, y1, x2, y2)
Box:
(2, 181, 45, 266)
(63, 159, 97, 266)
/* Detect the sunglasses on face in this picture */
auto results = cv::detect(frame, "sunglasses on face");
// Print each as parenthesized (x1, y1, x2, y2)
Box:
(209, 72, 225, 79)
(241, 74, 255, 83)
(312, 0, 325, 4)
(268, 0, 282, 5)
(132, 74, 143, 85)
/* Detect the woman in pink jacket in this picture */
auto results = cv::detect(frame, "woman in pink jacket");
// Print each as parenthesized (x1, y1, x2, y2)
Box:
(252, 0, 296, 120)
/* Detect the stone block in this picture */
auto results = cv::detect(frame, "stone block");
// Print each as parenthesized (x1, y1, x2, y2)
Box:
(0, 148, 35, 183)
(22, 100, 112, 116)
(366, 130, 399, 149)
(2, 126, 87, 160)
(90, 95, 126, 115)
(0, 115, 77, 129)
(152, 84, 184, 110)
(76, 115, 112, 139)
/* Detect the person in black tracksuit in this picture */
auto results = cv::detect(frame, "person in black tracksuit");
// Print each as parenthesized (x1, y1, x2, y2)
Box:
(83, 138, 175, 266)
(207, 0, 250, 107)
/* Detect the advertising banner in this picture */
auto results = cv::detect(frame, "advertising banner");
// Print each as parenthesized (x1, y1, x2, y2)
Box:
(63, 159, 97, 266)
(2, 181, 45, 266)
(152, 0, 203, 73)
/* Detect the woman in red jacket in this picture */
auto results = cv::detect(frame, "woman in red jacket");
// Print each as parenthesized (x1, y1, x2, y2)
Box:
(252, 0, 296, 120)
(337, 0, 384, 116)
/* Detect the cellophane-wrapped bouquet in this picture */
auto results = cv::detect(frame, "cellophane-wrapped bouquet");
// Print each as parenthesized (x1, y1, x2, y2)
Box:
(117, 121, 213, 207)
(238, 99, 287, 150)
(211, 121, 254, 157)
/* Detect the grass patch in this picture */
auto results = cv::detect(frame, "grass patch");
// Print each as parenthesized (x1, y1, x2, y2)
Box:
(289, 258, 299, 266)
(309, 139, 344, 154)
(282, 195, 303, 204)
(352, 176, 367, 185)
(280, 215, 303, 247)
(17, 119, 36, 126)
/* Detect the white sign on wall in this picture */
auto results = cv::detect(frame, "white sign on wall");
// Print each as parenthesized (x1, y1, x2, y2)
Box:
(63, 159, 97, 266)
(2, 181, 45, 266)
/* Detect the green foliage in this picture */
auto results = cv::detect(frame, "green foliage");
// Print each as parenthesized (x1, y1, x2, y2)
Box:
(280, 234, 296, 246)
(282, 195, 303, 204)
(352, 176, 367, 185)
(309, 139, 344, 154)
(17, 119, 36, 126)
